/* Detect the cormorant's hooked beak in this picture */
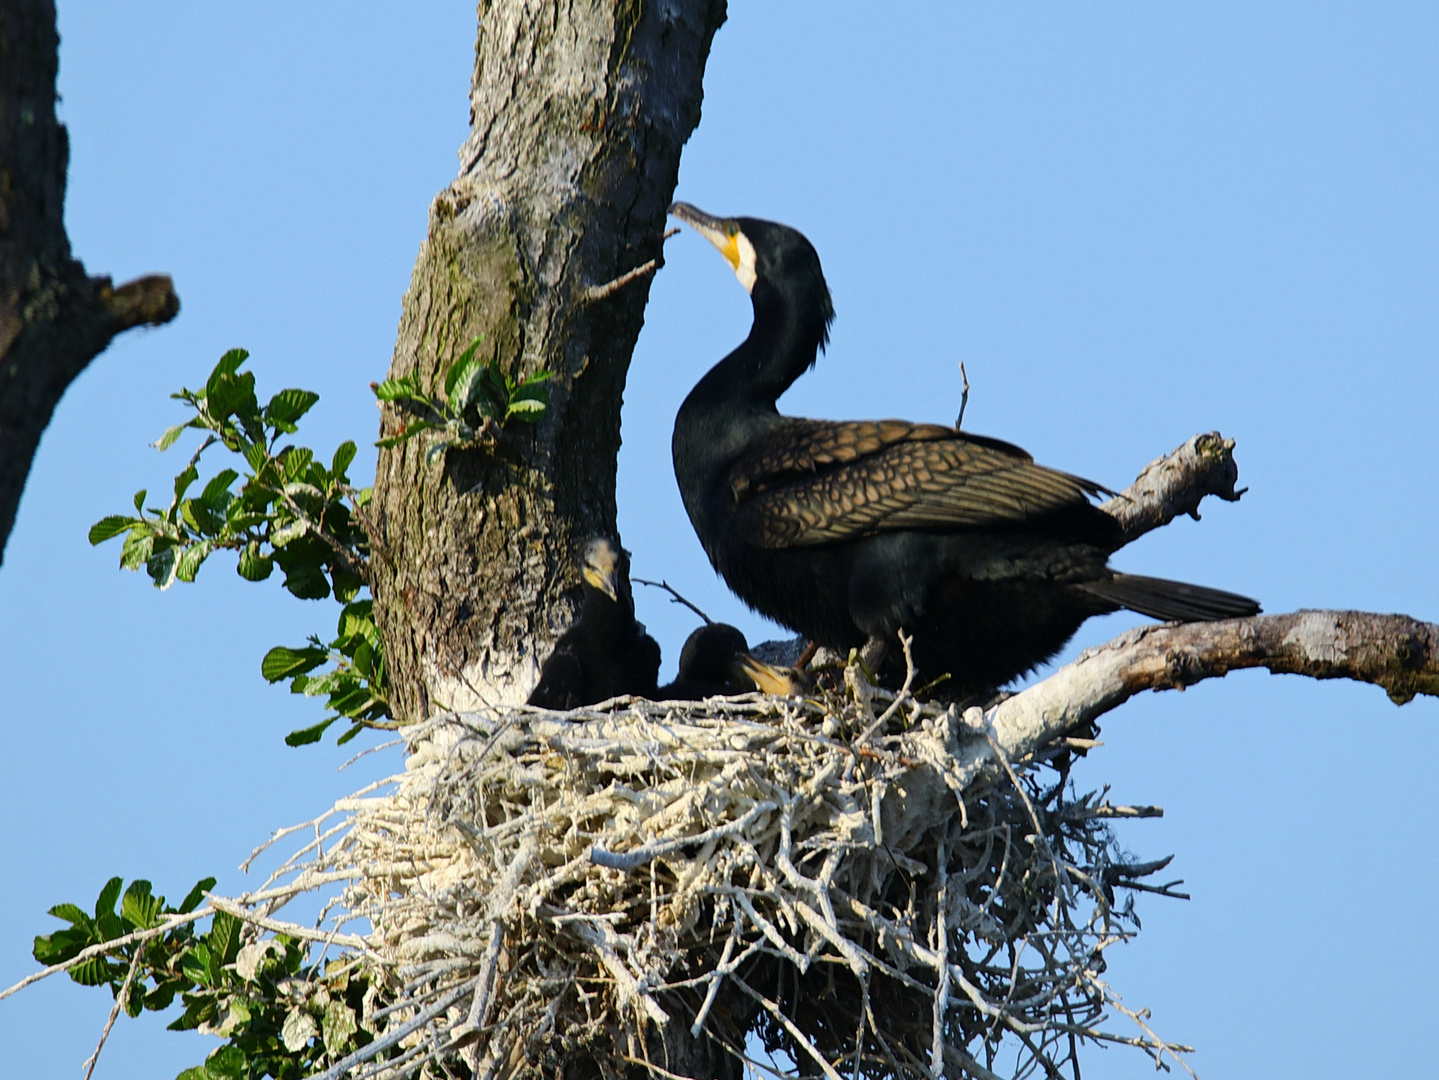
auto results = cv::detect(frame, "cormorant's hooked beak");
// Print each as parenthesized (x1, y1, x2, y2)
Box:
(581, 548, 621, 602)
(669, 201, 758, 294)
(728, 653, 811, 697)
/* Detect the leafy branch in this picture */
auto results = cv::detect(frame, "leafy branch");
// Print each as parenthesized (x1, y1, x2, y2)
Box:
(33, 877, 382, 1080)
(373, 335, 551, 464)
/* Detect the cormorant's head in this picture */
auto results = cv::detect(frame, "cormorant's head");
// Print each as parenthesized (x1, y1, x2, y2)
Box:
(676, 622, 750, 680)
(670, 202, 834, 350)
(577, 536, 625, 602)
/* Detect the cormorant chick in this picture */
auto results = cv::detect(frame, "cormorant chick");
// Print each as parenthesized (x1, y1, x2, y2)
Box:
(527, 537, 661, 709)
(655, 623, 811, 700)
(668, 202, 1260, 695)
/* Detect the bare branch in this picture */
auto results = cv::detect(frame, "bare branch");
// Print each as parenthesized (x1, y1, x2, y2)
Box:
(1101, 431, 1246, 545)
(986, 610, 1439, 769)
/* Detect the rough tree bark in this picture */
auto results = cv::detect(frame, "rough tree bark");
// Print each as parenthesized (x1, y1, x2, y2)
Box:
(0, 0, 180, 564)
(371, 0, 727, 719)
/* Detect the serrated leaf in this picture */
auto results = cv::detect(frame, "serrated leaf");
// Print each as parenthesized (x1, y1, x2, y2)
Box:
(173, 463, 199, 502)
(147, 545, 179, 590)
(242, 441, 268, 473)
(179, 945, 209, 986)
(70, 955, 117, 986)
(47, 903, 91, 928)
(204, 1044, 246, 1079)
(443, 337, 485, 398)
(282, 1006, 319, 1052)
(88, 516, 137, 545)
(371, 376, 421, 402)
(95, 877, 123, 920)
(265, 388, 320, 426)
(504, 397, 547, 422)
(122, 880, 162, 929)
(447, 356, 489, 413)
(269, 519, 308, 548)
(285, 719, 337, 747)
(200, 469, 240, 506)
(207, 349, 250, 395)
(175, 541, 212, 584)
(208, 910, 241, 964)
(120, 531, 155, 572)
(177, 876, 216, 915)
(331, 440, 357, 478)
(154, 423, 189, 451)
(237, 542, 273, 582)
(261, 645, 328, 683)
(323, 998, 358, 1055)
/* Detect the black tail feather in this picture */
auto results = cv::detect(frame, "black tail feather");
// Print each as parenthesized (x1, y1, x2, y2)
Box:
(1078, 573, 1261, 623)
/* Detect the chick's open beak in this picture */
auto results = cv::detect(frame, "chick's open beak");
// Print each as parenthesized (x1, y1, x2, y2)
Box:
(728, 654, 811, 697)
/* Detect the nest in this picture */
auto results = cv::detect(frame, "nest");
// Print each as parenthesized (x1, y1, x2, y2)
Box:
(240, 672, 1191, 1080)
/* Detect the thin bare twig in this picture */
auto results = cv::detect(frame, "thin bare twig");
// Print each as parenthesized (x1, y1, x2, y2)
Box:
(632, 577, 712, 623)
(81, 938, 144, 1080)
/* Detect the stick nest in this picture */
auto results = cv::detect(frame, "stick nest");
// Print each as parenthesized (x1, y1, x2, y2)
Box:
(242, 678, 1190, 1080)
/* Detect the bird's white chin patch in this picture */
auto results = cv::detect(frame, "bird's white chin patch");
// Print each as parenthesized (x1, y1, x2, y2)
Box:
(734, 233, 758, 294)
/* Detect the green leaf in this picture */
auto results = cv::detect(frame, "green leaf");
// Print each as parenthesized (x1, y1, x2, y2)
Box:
(119, 531, 155, 572)
(207, 349, 250, 393)
(70, 955, 118, 986)
(199, 469, 240, 506)
(331, 439, 357, 478)
(237, 542, 273, 582)
(173, 463, 199, 502)
(154, 423, 189, 452)
(269, 519, 308, 549)
(133, 489, 148, 514)
(504, 396, 548, 422)
(174, 1067, 215, 1080)
(204, 1044, 246, 1079)
(175, 541, 212, 584)
(336, 722, 365, 745)
(122, 880, 162, 929)
(264, 388, 320, 426)
(177, 877, 216, 915)
(147, 545, 179, 590)
(46, 903, 91, 928)
(261, 645, 328, 683)
(180, 943, 213, 987)
(443, 336, 485, 399)
(95, 877, 123, 920)
(208, 910, 242, 964)
(89, 516, 137, 545)
(372, 375, 422, 402)
(323, 998, 358, 1055)
(285, 718, 337, 746)
(447, 356, 489, 413)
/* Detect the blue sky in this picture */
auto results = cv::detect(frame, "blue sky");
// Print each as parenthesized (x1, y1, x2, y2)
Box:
(2, 3, 1436, 1077)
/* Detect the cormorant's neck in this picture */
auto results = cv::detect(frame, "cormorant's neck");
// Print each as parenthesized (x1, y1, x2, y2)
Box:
(688, 274, 830, 409)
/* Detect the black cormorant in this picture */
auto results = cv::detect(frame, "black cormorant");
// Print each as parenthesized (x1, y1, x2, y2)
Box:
(527, 537, 661, 709)
(668, 202, 1260, 695)
(654, 623, 810, 700)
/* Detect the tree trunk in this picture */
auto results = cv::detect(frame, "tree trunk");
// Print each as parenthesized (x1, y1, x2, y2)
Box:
(372, 0, 727, 719)
(0, 0, 179, 565)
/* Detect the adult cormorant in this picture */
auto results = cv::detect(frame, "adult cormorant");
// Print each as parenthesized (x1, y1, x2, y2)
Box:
(668, 202, 1259, 694)
(527, 537, 661, 709)
(654, 623, 811, 700)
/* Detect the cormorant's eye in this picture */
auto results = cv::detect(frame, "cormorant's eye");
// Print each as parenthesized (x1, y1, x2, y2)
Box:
(726, 224, 738, 237)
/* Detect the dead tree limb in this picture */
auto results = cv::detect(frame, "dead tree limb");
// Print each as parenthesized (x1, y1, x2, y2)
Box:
(0, 0, 180, 564)
(982, 610, 1439, 776)
(1101, 430, 1245, 545)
